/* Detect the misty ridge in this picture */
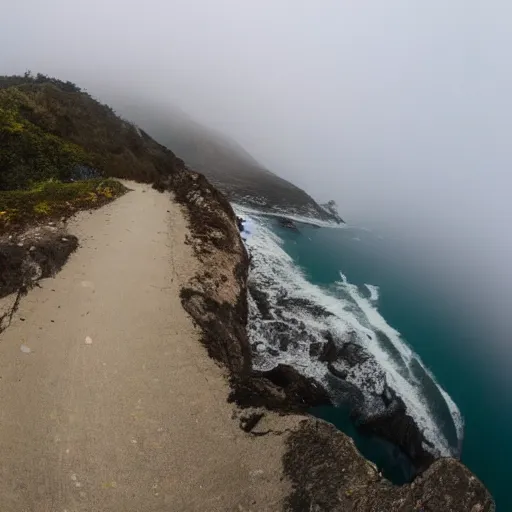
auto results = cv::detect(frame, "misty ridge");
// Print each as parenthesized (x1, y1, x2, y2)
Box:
(110, 97, 343, 222)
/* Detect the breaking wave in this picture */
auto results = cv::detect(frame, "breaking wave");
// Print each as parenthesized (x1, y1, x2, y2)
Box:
(235, 205, 464, 458)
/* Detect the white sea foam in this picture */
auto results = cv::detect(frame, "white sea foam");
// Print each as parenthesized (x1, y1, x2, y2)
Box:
(335, 272, 464, 454)
(233, 203, 344, 229)
(364, 283, 380, 302)
(239, 209, 463, 458)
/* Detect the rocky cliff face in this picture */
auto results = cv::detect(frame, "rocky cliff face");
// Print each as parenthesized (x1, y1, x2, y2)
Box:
(284, 420, 494, 511)
(166, 165, 494, 511)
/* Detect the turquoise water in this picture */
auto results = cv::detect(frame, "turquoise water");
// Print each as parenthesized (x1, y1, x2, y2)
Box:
(262, 219, 509, 510)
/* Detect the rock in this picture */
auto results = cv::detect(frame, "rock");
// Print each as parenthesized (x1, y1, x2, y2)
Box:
(318, 332, 338, 363)
(278, 217, 300, 232)
(239, 411, 264, 432)
(337, 342, 371, 367)
(358, 387, 435, 473)
(309, 342, 322, 357)
(275, 295, 334, 318)
(327, 362, 348, 380)
(85, 336, 93, 345)
(313, 331, 434, 474)
(230, 364, 332, 412)
(248, 283, 272, 320)
(20, 344, 31, 354)
(283, 419, 494, 511)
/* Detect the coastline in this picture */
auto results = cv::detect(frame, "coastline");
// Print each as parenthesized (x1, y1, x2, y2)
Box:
(0, 170, 495, 511)
(167, 168, 495, 511)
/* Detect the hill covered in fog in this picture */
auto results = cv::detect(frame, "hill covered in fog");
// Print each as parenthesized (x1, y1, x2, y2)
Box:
(112, 101, 343, 223)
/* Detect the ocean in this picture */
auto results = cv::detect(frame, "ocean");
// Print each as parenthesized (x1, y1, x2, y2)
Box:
(236, 205, 511, 511)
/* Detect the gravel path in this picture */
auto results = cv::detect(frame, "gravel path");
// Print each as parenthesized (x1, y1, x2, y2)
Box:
(0, 182, 291, 511)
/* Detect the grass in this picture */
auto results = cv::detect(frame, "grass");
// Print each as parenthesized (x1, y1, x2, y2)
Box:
(0, 179, 127, 234)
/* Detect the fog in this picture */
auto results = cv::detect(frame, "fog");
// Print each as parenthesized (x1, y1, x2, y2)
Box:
(2, 1, 512, 363)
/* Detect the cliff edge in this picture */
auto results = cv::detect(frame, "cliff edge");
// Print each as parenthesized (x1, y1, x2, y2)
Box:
(170, 163, 494, 511)
(0, 74, 494, 510)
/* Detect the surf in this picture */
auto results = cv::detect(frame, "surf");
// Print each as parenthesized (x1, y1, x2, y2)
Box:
(235, 205, 463, 465)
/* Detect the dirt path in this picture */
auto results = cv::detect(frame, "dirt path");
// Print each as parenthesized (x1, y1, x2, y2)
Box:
(0, 182, 291, 511)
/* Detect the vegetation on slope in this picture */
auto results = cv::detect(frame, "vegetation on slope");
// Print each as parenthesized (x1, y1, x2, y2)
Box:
(0, 72, 191, 232)
(0, 179, 126, 234)
(0, 72, 185, 193)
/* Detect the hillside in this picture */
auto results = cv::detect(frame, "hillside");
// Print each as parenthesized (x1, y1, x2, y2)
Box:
(109, 101, 343, 223)
(0, 73, 185, 192)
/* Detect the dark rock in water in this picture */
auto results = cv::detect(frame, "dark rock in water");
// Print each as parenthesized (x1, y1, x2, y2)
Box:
(327, 362, 348, 380)
(337, 342, 371, 367)
(325, 371, 366, 409)
(279, 336, 292, 352)
(309, 341, 323, 358)
(318, 331, 366, 364)
(319, 334, 338, 363)
(248, 283, 273, 320)
(265, 320, 300, 352)
(254, 316, 321, 355)
(310, 330, 436, 474)
(231, 364, 332, 412)
(278, 217, 300, 232)
(249, 308, 436, 475)
(276, 295, 334, 318)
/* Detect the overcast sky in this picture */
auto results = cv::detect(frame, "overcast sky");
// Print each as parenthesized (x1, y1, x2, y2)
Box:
(2, 1, 512, 360)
